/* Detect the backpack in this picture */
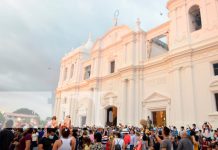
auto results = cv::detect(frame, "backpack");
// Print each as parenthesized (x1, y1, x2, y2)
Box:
(115, 139, 121, 150)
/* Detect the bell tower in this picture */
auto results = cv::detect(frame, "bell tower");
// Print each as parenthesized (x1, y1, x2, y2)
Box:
(167, 0, 218, 51)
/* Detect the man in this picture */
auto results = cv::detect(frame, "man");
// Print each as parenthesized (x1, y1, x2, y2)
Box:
(179, 126, 185, 136)
(171, 126, 178, 137)
(122, 128, 131, 149)
(38, 128, 56, 150)
(155, 126, 171, 150)
(129, 129, 136, 150)
(147, 116, 152, 129)
(0, 120, 14, 150)
(149, 128, 156, 149)
(177, 131, 193, 150)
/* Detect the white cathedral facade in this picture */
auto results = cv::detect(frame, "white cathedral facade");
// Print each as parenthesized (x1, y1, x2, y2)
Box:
(54, 0, 218, 128)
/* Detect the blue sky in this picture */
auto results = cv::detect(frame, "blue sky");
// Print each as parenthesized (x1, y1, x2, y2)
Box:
(0, 0, 168, 119)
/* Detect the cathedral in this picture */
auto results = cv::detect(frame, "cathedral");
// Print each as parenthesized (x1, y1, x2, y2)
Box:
(54, 0, 218, 128)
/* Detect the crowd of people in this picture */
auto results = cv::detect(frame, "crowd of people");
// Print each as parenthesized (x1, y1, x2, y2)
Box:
(0, 115, 218, 150)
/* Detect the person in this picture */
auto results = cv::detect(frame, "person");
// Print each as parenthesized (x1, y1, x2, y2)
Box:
(38, 128, 56, 150)
(83, 136, 91, 150)
(38, 128, 45, 142)
(177, 131, 193, 150)
(72, 128, 80, 150)
(134, 132, 142, 150)
(172, 136, 180, 150)
(147, 116, 152, 129)
(155, 126, 171, 150)
(112, 132, 125, 150)
(171, 126, 178, 137)
(102, 131, 109, 149)
(202, 122, 212, 141)
(106, 131, 115, 150)
(90, 132, 103, 150)
(190, 129, 199, 150)
(0, 120, 14, 150)
(141, 130, 148, 150)
(129, 129, 136, 150)
(201, 137, 209, 150)
(53, 127, 76, 150)
(31, 129, 38, 150)
(192, 124, 197, 132)
(148, 128, 156, 149)
(122, 128, 131, 149)
(78, 129, 88, 149)
(18, 128, 33, 150)
(89, 130, 94, 143)
(63, 115, 71, 129)
(179, 126, 184, 137)
(51, 116, 58, 128)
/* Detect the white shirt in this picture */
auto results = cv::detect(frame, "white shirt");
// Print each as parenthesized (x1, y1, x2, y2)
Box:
(114, 138, 124, 149)
(58, 137, 72, 150)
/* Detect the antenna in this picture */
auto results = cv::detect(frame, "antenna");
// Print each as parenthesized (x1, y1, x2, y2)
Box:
(113, 9, 119, 26)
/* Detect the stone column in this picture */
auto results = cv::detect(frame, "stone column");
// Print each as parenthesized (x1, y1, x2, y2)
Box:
(93, 88, 101, 126)
(183, 65, 196, 123)
(56, 98, 61, 123)
(91, 88, 95, 125)
(87, 100, 92, 126)
(138, 70, 144, 123)
(53, 97, 58, 116)
(170, 68, 183, 127)
(71, 98, 77, 126)
(121, 79, 127, 125)
(69, 95, 73, 119)
(134, 74, 140, 126)
(127, 78, 135, 125)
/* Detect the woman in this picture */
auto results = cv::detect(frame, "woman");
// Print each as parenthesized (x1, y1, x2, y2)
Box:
(112, 132, 125, 150)
(52, 127, 76, 150)
(106, 131, 115, 150)
(18, 128, 33, 150)
(134, 132, 142, 150)
(31, 129, 38, 150)
(83, 136, 91, 150)
(189, 130, 199, 150)
(90, 132, 103, 150)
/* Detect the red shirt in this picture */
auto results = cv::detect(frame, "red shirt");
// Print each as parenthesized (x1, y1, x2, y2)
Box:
(124, 134, 131, 145)
(202, 141, 208, 150)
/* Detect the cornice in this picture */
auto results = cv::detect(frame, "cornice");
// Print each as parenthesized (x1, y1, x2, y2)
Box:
(56, 43, 218, 92)
(146, 21, 170, 39)
(167, 0, 185, 10)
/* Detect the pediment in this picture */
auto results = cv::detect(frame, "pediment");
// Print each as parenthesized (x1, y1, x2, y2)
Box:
(92, 25, 132, 50)
(143, 92, 170, 103)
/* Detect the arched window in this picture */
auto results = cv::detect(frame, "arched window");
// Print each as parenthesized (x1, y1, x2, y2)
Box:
(63, 67, 68, 81)
(189, 5, 202, 32)
(70, 64, 74, 78)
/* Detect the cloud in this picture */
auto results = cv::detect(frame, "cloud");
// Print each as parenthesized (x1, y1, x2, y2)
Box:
(0, 0, 168, 118)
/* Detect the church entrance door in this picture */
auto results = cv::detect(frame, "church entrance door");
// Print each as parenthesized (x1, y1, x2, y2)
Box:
(106, 106, 117, 126)
(152, 110, 166, 127)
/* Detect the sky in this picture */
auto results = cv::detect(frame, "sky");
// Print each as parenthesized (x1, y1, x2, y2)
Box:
(0, 0, 168, 119)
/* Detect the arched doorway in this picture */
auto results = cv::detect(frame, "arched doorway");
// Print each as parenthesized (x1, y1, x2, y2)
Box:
(106, 106, 117, 126)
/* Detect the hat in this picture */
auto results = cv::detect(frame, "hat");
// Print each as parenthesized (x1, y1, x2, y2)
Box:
(122, 128, 129, 134)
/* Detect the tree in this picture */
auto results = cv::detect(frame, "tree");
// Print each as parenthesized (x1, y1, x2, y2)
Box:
(13, 108, 39, 116)
(0, 112, 5, 123)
